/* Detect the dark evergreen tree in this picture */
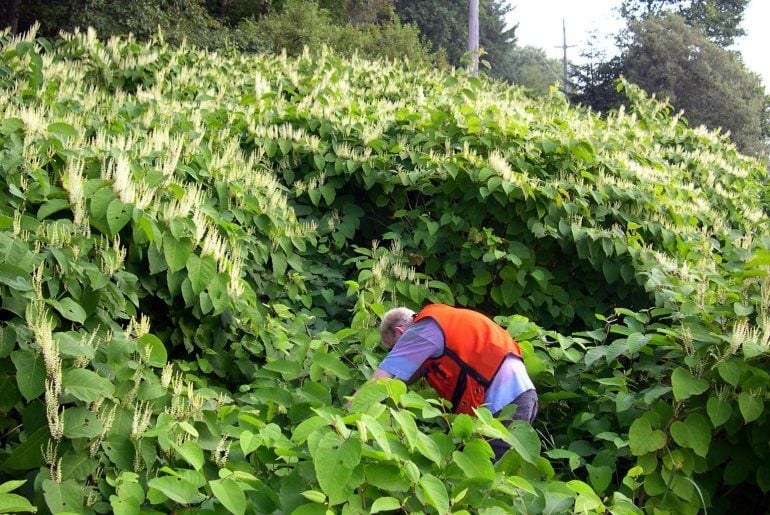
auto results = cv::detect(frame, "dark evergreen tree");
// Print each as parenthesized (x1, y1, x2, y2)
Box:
(0, 0, 22, 33)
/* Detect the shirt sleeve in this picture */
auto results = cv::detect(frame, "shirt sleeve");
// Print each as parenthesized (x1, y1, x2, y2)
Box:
(378, 318, 444, 381)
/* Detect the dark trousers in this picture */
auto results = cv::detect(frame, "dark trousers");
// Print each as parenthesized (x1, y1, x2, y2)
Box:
(488, 389, 538, 461)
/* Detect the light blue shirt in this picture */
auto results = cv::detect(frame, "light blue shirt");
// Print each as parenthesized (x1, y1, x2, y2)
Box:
(379, 319, 534, 414)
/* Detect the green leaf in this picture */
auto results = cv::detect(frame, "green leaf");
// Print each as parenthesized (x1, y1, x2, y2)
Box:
(311, 431, 361, 505)
(61, 449, 98, 481)
(300, 490, 326, 503)
(240, 430, 261, 455)
(313, 154, 325, 171)
(49, 297, 87, 324)
(670, 367, 709, 401)
(210, 478, 246, 515)
(264, 359, 302, 379)
(452, 439, 495, 482)
(37, 199, 71, 220)
(360, 415, 392, 458)
(586, 464, 612, 493)
(390, 409, 419, 450)
(364, 464, 409, 492)
(291, 504, 327, 515)
(147, 475, 205, 505)
(417, 474, 449, 515)
(147, 244, 167, 274)
(628, 417, 666, 456)
(2, 426, 48, 470)
(110, 495, 140, 515)
(47, 122, 78, 138)
(102, 437, 134, 470)
(63, 368, 115, 402)
(738, 392, 764, 423)
(312, 351, 351, 380)
(0, 481, 26, 495)
(11, 350, 46, 401)
(42, 479, 83, 514)
(707, 396, 732, 427)
(717, 360, 742, 387)
(415, 433, 443, 465)
(370, 496, 401, 513)
(569, 480, 606, 512)
(669, 413, 711, 457)
(272, 251, 287, 277)
(163, 232, 193, 273)
(451, 414, 474, 441)
(62, 407, 103, 438)
(137, 334, 167, 367)
(349, 381, 389, 413)
(187, 254, 217, 295)
(106, 199, 132, 235)
(734, 302, 754, 316)
(0, 492, 37, 513)
(176, 441, 205, 471)
(0, 264, 32, 291)
(89, 187, 114, 221)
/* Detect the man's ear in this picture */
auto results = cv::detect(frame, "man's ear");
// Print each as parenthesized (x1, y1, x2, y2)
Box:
(393, 326, 406, 337)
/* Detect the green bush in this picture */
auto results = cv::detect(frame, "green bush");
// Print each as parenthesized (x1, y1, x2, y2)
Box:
(251, 0, 431, 62)
(0, 28, 769, 514)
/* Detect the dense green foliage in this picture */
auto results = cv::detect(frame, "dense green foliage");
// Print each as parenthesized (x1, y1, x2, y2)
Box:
(1, 27, 770, 514)
(4, 0, 430, 63)
(243, 0, 429, 62)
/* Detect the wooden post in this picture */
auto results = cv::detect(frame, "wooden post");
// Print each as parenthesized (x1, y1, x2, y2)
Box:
(468, 0, 479, 77)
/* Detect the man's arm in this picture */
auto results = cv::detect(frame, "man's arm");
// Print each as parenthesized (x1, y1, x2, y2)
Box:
(346, 319, 442, 408)
(371, 368, 394, 380)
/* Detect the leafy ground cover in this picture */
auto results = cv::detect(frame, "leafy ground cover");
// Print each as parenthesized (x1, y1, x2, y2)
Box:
(0, 25, 769, 514)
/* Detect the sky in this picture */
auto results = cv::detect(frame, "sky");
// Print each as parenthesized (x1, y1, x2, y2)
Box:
(508, 0, 770, 91)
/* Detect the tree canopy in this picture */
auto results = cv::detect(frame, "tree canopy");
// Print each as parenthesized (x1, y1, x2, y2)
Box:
(508, 46, 562, 94)
(571, 10, 769, 158)
(620, 0, 749, 46)
(623, 13, 768, 156)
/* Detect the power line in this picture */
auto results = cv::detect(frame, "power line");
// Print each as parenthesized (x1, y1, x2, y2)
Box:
(555, 18, 575, 92)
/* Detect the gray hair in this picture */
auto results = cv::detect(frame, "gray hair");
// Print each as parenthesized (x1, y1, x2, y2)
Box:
(379, 307, 415, 349)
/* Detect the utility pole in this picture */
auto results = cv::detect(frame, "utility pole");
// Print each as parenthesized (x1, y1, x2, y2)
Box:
(469, 0, 479, 77)
(557, 18, 575, 92)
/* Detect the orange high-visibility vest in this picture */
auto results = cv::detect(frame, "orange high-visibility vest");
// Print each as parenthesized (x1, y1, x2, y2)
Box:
(414, 304, 522, 415)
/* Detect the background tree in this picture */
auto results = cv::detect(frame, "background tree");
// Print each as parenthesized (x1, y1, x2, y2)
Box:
(620, 0, 749, 46)
(12, 0, 230, 48)
(508, 46, 563, 94)
(569, 52, 625, 113)
(7, 0, 429, 62)
(242, 0, 429, 61)
(623, 13, 767, 156)
(0, 0, 22, 33)
(572, 2, 767, 159)
(393, 0, 517, 81)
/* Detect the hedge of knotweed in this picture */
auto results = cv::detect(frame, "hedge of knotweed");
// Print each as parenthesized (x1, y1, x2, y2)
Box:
(0, 25, 769, 514)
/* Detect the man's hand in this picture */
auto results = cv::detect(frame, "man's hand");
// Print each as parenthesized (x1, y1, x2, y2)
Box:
(370, 368, 394, 381)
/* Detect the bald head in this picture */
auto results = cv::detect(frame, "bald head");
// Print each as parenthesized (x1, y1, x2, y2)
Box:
(379, 307, 415, 349)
